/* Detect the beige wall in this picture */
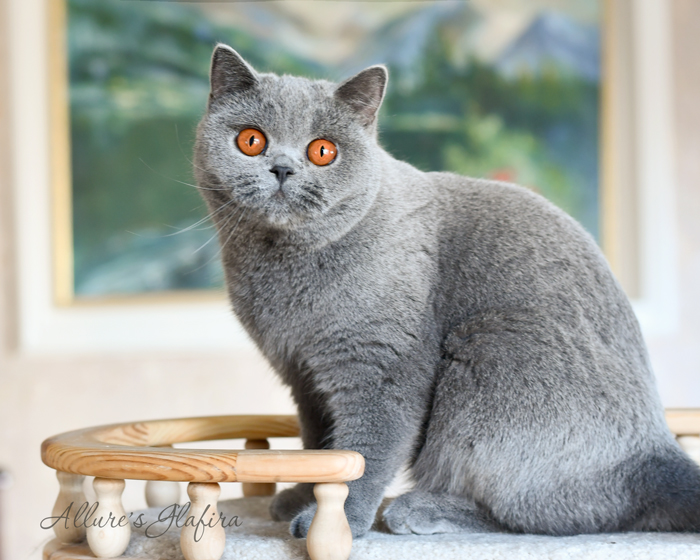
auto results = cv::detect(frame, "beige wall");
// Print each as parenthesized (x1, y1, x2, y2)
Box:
(1, 1, 699, 559)
(647, 0, 700, 407)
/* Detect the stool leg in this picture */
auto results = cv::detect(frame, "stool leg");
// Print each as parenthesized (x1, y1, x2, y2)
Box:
(145, 480, 182, 508)
(51, 471, 87, 544)
(86, 477, 131, 558)
(181, 482, 226, 560)
(306, 483, 352, 560)
(145, 445, 182, 507)
(242, 439, 276, 497)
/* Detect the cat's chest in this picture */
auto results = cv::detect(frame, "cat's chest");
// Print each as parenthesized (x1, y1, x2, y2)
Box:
(224, 226, 434, 367)
(226, 238, 367, 346)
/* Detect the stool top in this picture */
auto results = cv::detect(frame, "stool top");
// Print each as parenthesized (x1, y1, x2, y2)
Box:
(41, 415, 365, 483)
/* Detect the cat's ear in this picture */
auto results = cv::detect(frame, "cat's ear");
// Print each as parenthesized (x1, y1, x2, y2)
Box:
(334, 65, 388, 128)
(209, 44, 258, 99)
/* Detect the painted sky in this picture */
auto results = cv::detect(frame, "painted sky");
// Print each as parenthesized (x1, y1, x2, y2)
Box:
(197, 0, 600, 67)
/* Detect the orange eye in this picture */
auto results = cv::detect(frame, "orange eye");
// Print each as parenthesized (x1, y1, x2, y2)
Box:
(308, 139, 337, 166)
(236, 128, 266, 156)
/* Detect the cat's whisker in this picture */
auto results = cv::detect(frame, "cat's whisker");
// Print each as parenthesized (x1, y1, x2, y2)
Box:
(191, 204, 242, 255)
(162, 199, 236, 237)
(221, 207, 250, 250)
(139, 157, 229, 192)
(191, 228, 223, 255)
(174, 124, 210, 175)
(187, 206, 250, 276)
(162, 222, 216, 232)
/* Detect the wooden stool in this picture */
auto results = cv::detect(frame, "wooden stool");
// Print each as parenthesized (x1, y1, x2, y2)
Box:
(41, 415, 364, 560)
(41, 410, 700, 560)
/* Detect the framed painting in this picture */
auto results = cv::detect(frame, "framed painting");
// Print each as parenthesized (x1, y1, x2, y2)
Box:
(50, 0, 606, 304)
(10, 0, 673, 352)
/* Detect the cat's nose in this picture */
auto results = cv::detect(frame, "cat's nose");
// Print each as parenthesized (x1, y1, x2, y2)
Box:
(269, 165, 294, 187)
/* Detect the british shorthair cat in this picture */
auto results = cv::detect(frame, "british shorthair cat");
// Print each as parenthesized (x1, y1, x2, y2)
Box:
(194, 44, 700, 538)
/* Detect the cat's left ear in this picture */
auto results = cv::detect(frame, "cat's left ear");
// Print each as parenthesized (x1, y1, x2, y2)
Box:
(334, 65, 388, 129)
(209, 44, 259, 100)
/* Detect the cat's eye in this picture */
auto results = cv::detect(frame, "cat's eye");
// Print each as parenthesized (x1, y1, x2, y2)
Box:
(308, 139, 337, 166)
(236, 128, 267, 156)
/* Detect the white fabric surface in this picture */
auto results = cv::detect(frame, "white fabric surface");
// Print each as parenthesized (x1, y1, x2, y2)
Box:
(124, 496, 700, 560)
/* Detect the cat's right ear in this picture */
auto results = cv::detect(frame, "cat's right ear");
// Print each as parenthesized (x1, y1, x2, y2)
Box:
(334, 65, 388, 129)
(209, 44, 258, 100)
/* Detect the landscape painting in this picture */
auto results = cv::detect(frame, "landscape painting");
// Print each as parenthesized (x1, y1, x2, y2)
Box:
(65, 0, 601, 299)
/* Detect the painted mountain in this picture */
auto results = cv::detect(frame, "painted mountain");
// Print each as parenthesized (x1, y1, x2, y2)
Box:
(496, 11, 601, 81)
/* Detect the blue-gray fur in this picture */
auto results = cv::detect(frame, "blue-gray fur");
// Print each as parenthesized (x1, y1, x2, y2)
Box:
(194, 44, 700, 538)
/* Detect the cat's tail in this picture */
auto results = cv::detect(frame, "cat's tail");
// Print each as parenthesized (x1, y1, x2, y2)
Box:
(627, 444, 700, 532)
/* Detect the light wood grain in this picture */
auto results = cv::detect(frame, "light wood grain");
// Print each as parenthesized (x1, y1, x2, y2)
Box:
(145, 480, 182, 507)
(51, 472, 86, 544)
(242, 439, 276, 497)
(41, 415, 364, 483)
(307, 483, 352, 560)
(180, 483, 226, 560)
(86, 478, 131, 558)
(47, 0, 74, 305)
(145, 444, 183, 506)
(41, 410, 699, 560)
(666, 409, 700, 436)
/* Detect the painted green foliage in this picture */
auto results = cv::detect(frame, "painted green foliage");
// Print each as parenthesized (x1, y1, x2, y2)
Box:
(68, 0, 600, 296)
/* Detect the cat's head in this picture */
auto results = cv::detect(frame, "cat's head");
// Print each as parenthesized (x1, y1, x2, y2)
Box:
(194, 44, 388, 237)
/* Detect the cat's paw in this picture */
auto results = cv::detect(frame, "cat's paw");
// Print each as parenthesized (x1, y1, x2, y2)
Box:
(289, 503, 317, 538)
(289, 500, 375, 539)
(383, 491, 496, 535)
(270, 484, 315, 522)
(383, 492, 450, 534)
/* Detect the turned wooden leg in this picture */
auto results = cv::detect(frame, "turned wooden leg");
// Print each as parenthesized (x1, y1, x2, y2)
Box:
(180, 482, 226, 560)
(306, 483, 352, 560)
(86, 478, 131, 558)
(242, 439, 276, 497)
(678, 435, 700, 466)
(145, 480, 181, 507)
(51, 471, 87, 543)
(145, 445, 182, 507)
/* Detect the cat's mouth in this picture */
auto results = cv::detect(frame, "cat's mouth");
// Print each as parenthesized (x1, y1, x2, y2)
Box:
(232, 178, 325, 229)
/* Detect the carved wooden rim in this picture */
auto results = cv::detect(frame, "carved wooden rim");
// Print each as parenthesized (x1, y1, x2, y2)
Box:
(41, 415, 365, 483)
(41, 410, 699, 484)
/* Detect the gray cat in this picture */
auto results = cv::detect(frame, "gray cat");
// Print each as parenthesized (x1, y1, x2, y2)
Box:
(194, 44, 700, 538)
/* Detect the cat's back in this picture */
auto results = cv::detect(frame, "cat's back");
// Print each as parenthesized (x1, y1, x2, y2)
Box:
(429, 171, 607, 285)
(431, 171, 597, 261)
(426, 171, 647, 367)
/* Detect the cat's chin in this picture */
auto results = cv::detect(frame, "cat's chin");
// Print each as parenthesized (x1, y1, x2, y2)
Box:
(258, 206, 304, 230)
(265, 214, 293, 228)
(258, 201, 318, 231)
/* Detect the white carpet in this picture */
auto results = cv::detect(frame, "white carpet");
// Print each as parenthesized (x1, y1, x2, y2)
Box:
(124, 496, 700, 560)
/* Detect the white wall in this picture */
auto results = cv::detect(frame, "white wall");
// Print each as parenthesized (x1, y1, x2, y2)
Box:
(647, 0, 700, 408)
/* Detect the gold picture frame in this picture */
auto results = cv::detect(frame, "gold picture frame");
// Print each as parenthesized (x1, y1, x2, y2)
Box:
(48, 0, 228, 307)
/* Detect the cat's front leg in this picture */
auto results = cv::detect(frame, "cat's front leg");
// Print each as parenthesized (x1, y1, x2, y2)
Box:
(270, 379, 333, 522)
(289, 460, 393, 538)
(288, 360, 430, 538)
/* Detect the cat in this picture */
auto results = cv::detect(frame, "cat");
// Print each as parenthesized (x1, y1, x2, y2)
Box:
(193, 44, 700, 538)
